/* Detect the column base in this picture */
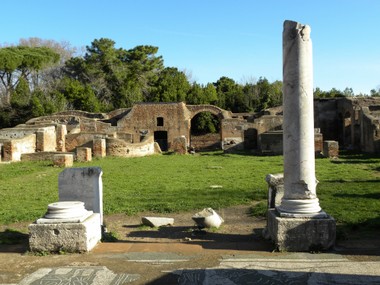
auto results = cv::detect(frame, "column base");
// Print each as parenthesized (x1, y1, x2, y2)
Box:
(265, 209, 336, 252)
(277, 198, 322, 214)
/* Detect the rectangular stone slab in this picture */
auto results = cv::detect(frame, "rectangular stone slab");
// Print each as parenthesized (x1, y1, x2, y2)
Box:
(29, 213, 101, 252)
(58, 167, 103, 225)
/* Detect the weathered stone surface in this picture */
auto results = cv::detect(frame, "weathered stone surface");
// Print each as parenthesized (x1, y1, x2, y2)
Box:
(266, 209, 336, 251)
(141, 217, 174, 227)
(35, 126, 57, 152)
(259, 130, 323, 155)
(323, 140, 339, 158)
(37, 201, 90, 223)
(265, 173, 284, 208)
(22, 151, 73, 162)
(77, 147, 92, 162)
(192, 208, 224, 229)
(2, 134, 36, 161)
(18, 266, 140, 285)
(93, 138, 106, 158)
(58, 167, 103, 225)
(279, 20, 321, 214)
(172, 136, 187, 154)
(106, 137, 157, 157)
(259, 131, 283, 154)
(56, 124, 67, 152)
(28, 213, 101, 252)
(53, 154, 74, 167)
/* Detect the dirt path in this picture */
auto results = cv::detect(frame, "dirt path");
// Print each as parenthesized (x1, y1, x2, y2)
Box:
(0, 205, 379, 284)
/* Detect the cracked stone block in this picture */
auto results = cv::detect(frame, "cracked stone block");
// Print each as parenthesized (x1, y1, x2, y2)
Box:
(141, 217, 174, 227)
(53, 154, 73, 167)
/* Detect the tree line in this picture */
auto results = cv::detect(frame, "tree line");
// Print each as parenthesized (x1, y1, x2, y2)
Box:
(0, 37, 378, 129)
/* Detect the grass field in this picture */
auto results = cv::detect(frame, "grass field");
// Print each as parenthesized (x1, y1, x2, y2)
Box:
(0, 151, 379, 237)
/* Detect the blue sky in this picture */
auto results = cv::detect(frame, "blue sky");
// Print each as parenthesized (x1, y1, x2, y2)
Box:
(1, 0, 379, 94)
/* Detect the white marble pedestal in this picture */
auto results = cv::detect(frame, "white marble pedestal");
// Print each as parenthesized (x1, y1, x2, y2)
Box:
(29, 202, 101, 253)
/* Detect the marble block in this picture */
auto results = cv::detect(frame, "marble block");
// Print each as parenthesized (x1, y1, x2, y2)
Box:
(29, 213, 101, 253)
(142, 217, 174, 227)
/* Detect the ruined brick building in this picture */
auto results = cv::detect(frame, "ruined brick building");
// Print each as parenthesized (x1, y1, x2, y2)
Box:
(0, 97, 379, 162)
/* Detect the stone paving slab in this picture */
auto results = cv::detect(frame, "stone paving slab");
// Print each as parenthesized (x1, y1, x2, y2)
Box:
(9, 253, 380, 285)
(17, 267, 140, 285)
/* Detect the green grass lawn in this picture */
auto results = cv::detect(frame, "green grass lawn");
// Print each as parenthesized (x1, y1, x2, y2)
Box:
(0, 151, 379, 238)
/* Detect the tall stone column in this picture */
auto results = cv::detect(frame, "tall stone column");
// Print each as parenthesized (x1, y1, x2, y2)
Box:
(277, 20, 322, 215)
(265, 20, 335, 251)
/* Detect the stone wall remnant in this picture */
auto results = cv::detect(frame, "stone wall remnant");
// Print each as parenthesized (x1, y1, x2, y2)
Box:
(2, 134, 36, 161)
(323, 140, 339, 158)
(76, 147, 92, 162)
(93, 138, 106, 158)
(106, 136, 157, 157)
(171, 136, 187, 154)
(53, 154, 74, 167)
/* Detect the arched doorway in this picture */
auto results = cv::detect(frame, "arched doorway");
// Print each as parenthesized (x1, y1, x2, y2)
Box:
(190, 112, 221, 151)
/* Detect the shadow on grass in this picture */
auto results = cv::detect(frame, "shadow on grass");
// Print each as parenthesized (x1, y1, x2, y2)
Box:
(0, 229, 29, 253)
(331, 151, 380, 164)
(334, 192, 380, 199)
(325, 179, 380, 183)
(332, 159, 380, 165)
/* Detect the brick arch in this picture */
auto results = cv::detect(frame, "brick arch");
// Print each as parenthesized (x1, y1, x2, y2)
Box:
(186, 104, 232, 120)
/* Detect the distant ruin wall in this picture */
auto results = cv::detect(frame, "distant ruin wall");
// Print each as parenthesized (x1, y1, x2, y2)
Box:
(80, 119, 115, 133)
(117, 102, 191, 147)
(21, 151, 74, 161)
(65, 133, 99, 152)
(251, 115, 283, 134)
(258, 130, 323, 155)
(314, 99, 339, 141)
(2, 134, 36, 161)
(106, 136, 156, 157)
(361, 107, 380, 152)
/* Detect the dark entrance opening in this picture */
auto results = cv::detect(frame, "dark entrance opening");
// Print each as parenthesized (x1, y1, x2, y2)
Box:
(190, 112, 221, 151)
(154, 131, 168, 151)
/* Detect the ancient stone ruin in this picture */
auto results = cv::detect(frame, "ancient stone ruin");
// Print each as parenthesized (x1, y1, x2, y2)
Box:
(0, 96, 379, 163)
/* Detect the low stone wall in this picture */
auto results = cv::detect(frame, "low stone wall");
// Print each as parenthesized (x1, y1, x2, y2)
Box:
(0, 125, 57, 152)
(106, 137, 157, 157)
(3, 134, 36, 161)
(259, 130, 323, 155)
(21, 151, 74, 162)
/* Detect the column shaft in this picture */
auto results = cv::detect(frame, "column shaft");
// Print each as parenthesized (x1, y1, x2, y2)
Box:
(278, 20, 321, 215)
